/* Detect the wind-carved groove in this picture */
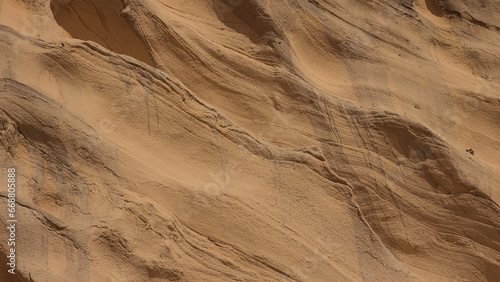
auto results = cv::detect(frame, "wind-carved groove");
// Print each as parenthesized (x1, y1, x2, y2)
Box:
(153, 93, 160, 131)
(323, 96, 343, 145)
(28, 149, 46, 202)
(267, 160, 292, 226)
(267, 160, 279, 207)
(143, 85, 160, 135)
(338, 105, 369, 169)
(281, 161, 293, 224)
(145, 91, 151, 135)
(214, 128, 228, 185)
(277, 162, 284, 225)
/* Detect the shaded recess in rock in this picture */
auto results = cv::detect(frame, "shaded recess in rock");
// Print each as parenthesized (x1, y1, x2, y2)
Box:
(51, 0, 155, 67)
(213, 0, 277, 45)
(425, 0, 445, 17)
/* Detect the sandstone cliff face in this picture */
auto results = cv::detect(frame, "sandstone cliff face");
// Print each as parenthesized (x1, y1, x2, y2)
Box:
(0, 0, 499, 281)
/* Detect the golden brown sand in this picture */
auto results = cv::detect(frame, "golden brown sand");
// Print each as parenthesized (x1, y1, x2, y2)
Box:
(0, 0, 499, 280)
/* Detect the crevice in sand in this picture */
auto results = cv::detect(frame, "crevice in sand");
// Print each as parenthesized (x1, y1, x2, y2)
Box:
(50, 0, 155, 67)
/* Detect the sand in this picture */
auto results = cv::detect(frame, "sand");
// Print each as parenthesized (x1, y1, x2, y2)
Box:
(0, 0, 499, 281)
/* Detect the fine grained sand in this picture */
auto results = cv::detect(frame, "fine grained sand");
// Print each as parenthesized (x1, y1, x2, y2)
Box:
(0, 0, 499, 281)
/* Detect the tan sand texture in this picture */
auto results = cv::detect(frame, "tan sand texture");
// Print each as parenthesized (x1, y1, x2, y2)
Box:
(0, 0, 499, 281)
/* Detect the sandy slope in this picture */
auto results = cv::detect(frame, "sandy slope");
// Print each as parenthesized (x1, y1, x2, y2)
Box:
(0, 0, 499, 281)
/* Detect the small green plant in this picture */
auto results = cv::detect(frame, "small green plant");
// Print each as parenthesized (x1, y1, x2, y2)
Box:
(466, 148, 475, 155)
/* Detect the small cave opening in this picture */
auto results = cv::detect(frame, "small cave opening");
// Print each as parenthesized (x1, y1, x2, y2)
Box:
(425, 0, 445, 17)
(212, 0, 276, 45)
(51, 0, 155, 67)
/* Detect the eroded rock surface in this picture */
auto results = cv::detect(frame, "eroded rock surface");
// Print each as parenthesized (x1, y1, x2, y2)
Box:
(0, 0, 499, 281)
